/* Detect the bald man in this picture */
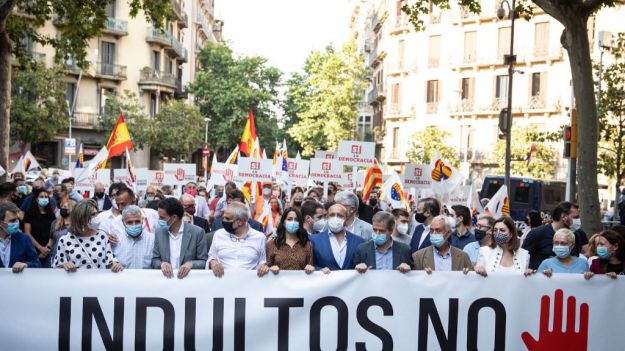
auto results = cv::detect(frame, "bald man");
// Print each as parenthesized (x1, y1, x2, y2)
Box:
(181, 194, 210, 232)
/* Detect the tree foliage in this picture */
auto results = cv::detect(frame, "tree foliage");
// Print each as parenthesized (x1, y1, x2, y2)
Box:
(10, 61, 67, 145)
(99, 90, 152, 150)
(286, 40, 368, 157)
(407, 126, 459, 167)
(189, 42, 282, 159)
(149, 100, 205, 159)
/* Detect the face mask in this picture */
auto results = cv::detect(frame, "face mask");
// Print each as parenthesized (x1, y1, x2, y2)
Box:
(186, 189, 197, 197)
(184, 206, 196, 216)
(125, 224, 143, 238)
(451, 219, 457, 230)
(60, 208, 70, 218)
(494, 231, 510, 246)
(285, 220, 300, 233)
(430, 234, 446, 248)
(553, 245, 571, 259)
(272, 190, 281, 198)
(216, 191, 224, 198)
(414, 212, 427, 223)
(111, 199, 118, 210)
(158, 219, 171, 232)
(17, 186, 27, 195)
(369, 198, 378, 206)
(88, 217, 100, 231)
(372, 232, 388, 246)
(37, 198, 49, 207)
(95, 192, 105, 199)
(474, 229, 487, 242)
(4, 222, 20, 236)
(396, 223, 409, 235)
(293, 201, 302, 207)
(222, 220, 236, 234)
(570, 218, 581, 232)
(146, 196, 155, 202)
(312, 218, 327, 232)
(327, 217, 345, 233)
(262, 188, 271, 196)
(597, 246, 611, 259)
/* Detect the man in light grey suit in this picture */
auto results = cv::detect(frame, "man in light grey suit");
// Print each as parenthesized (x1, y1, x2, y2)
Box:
(152, 198, 207, 279)
(335, 190, 373, 240)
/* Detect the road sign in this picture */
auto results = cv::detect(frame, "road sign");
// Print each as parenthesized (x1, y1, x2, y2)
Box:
(64, 138, 76, 155)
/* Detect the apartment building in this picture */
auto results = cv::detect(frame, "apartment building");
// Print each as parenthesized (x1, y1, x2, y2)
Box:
(12, 0, 223, 170)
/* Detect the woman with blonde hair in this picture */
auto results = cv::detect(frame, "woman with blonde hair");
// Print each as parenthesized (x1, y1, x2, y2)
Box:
(48, 199, 76, 262)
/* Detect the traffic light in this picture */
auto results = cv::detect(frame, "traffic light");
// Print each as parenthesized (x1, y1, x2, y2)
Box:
(564, 109, 578, 159)
(563, 126, 572, 158)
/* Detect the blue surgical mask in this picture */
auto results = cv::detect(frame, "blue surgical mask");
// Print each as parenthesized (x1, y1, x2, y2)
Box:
(430, 233, 446, 248)
(285, 220, 299, 233)
(553, 245, 570, 259)
(37, 198, 49, 208)
(372, 232, 388, 246)
(597, 246, 611, 260)
(158, 219, 170, 232)
(17, 186, 27, 195)
(5, 222, 20, 235)
(125, 224, 143, 238)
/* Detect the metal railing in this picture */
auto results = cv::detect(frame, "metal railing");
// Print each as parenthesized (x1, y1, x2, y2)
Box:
(146, 27, 174, 47)
(96, 62, 127, 79)
(426, 102, 439, 114)
(104, 17, 128, 35)
(172, 1, 188, 26)
(196, 13, 212, 38)
(139, 68, 177, 87)
(72, 112, 100, 128)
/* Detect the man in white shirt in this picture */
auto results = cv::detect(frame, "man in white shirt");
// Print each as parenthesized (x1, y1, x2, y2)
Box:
(114, 205, 154, 269)
(207, 202, 269, 277)
(94, 182, 128, 244)
(109, 187, 160, 241)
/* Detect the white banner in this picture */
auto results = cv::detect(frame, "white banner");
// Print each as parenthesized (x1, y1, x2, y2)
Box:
(237, 158, 273, 183)
(163, 163, 196, 185)
(447, 185, 472, 207)
(403, 163, 433, 188)
(337, 140, 375, 167)
(309, 158, 343, 182)
(133, 168, 150, 192)
(314, 150, 336, 159)
(73, 169, 110, 192)
(2, 270, 624, 350)
(286, 158, 310, 186)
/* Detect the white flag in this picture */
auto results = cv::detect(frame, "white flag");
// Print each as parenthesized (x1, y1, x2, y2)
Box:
(11, 151, 41, 175)
(429, 151, 463, 196)
(76, 147, 109, 183)
(484, 185, 510, 219)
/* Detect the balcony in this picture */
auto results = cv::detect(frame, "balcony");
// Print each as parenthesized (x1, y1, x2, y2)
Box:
(527, 95, 546, 109)
(138, 68, 177, 92)
(179, 48, 188, 63)
(387, 62, 409, 76)
(449, 99, 476, 115)
(368, 86, 378, 104)
(172, 1, 188, 28)
(175, 79, 188, 100)
(527, 47, 564, 64)
(426, 102, 439, 114)
(167, 35, 185, 58)
(146, 27, 173, 48)
(102, 17, 128, 36)
(390, 16, 410, 35)
(196, 13, 212, 39)
(95, 62, 127, 80)
(72, 112, 99, 129)
(430, 12, 442, 24)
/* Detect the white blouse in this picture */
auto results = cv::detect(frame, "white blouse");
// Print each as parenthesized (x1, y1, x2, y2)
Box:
(476, 246, 530, 272)
(53, 233, 117, 269)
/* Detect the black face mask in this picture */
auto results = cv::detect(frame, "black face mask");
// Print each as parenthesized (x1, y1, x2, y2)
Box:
(474, 229, 487, 242)
(414, 212, 427, 223)
(223, 220, 236, 234)
(60, 209, 70, 218)
(95, 192, 105, 199)
(293, 201, 302, 207)
(369, 199, 378, 206)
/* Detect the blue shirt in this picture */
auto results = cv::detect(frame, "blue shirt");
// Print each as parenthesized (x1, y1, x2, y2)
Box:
(375, 243, 394, 270)
(0, 238, 11, 267)
(433, 246, 452, 271)
(463, 241, 481, 264)
(537, 257, 589, 274)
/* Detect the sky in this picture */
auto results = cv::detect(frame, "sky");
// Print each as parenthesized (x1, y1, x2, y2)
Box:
(215, 0, 355, 75)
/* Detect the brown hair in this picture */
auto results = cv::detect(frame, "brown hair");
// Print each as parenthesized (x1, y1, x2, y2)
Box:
(68, 199, 98, 236)
(55, 200, 77, 232)
(586, 232, 601, 257)
(490, 216, 520, 253)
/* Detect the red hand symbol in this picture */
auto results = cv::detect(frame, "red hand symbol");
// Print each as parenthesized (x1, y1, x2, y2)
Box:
(521, 289, 589, 351)
(175, 168, 185, 181)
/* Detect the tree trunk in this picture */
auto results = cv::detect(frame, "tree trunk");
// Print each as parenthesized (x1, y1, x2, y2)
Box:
(0, 23, 11, 183)
(562, 15, 602, 233)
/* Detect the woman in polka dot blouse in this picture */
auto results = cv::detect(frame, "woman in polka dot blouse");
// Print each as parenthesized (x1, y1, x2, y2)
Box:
(53, 199, 123, 272)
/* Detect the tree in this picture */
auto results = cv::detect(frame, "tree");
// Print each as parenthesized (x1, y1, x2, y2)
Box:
(0, 0, 171, 181)
(489, 125, 558, 179)
(148, 100, 205, 159)
(10, 61, 67, 149)
(189, 42, 282, 159)
(99, 90, 152, 149)
(280, 73, 307, 154)
(407, 126, 459, 167)
(403, 0, 621, 232)
(597, 32, 625, 216)
(287, 40, 368, 157)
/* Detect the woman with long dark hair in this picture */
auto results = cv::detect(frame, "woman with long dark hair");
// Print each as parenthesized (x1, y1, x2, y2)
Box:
(23, 188, 57, 267)
(266, 207, 314, 274)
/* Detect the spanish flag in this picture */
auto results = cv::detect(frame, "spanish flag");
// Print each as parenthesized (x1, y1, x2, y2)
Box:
(362, 159, 382, 201)
(105, 114, 133, 158)
(239, 108, 257, 157)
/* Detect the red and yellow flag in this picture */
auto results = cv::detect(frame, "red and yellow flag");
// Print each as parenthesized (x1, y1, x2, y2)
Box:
(362, 159, 383, 202)
(239, 108, 257, 157)
(106, 114, 133, 158)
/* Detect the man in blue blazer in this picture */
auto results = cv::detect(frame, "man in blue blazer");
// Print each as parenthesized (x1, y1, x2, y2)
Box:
(0, 201, 40, 272)
(310, 204, 364, 273)
(410, 197, 441, 253)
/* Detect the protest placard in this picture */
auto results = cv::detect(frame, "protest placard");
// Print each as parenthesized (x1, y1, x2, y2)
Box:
(337, 140, 375, 167)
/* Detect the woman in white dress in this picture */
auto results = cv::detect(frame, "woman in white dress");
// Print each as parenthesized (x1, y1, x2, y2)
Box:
(475, 216, 532, 276)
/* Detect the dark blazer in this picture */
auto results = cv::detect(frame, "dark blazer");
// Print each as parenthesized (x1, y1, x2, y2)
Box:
(410, 224, 432, 253)
(352, 240, 413, 269)
(211, 215, 263, 232)
(0, 232, 40, 268)
(193, 216, 210, 233)
(92, 194, 113, 212)
(412, 245, 474, 271)
(151, 222, 208, 269)
(310, 230, 364, 270)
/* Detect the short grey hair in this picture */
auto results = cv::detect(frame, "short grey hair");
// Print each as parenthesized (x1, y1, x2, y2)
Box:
(554, 228, 575, 245)
(228, 202, 250, 222)
(432, 215, 453, 233)
(0, 201, 20, 221)
(122, 205, 143, 222)
(180, 193, 195, 202)
(372, 211, 395, 232)
(334, 191, 359, 211)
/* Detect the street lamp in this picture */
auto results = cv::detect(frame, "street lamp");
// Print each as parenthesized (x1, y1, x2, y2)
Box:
(203, 117, 209, 181)
(497, 0, 517, 196)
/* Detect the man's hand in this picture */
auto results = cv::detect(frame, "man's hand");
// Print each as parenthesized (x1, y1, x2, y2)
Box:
(462, 267, 470, 275)
(161, 262, 173, 278)
(321, 267, 331, 275)
(257, 264, 269, 277)
(110, 262, 124, 273)
(606, 272, 618, 279)
(475, 266, 488, 277)
(269, 265, 280, 275)
(424, 267, 433, 275)
(583, 272, 594, 280)
(177, 262, 193, 279)
(210, 260, 224, 278)
(396, 263, 411, 273)
(355, 263, 369, 273)
(12, 262, 27, 273)
(61, 262, 77, 272)
(304, 264, 315, 275)
(107, 234, 119, 246)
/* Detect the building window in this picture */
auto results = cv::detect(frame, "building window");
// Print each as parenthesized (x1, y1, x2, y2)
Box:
(495, 75, 509, 102)
(152, 51, 161, 71)
(358, 115, 373, 141)
(99, 87, 116, 115)
(463, 31, 476, 64)
(461, 77, 474, 101)
(150, 94, 157, 117)
(531, 72, 541, 97)
(105, 0, 116, 17)
(426, 80, 439, 103)
(428, 35, 441, 68)
(497, 27, 511, 59)
(392, 127, 400, 158)
(529, 72, 547, 108)
(65, 83, 76, 108)
(165, 58, 173, 74)
(534, 22, 549, 57)
(398, 40, 405, 69)
(100, 41, 116, 75)
(391, 83, 401, 112)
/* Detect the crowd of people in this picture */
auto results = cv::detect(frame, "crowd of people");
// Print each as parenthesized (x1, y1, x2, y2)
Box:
(1, 174, 623, 281)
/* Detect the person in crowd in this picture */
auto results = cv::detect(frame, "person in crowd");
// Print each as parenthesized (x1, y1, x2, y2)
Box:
(584, 233, 601, 264)
(357, 192, 375, 224)
(585, 230, 625, 279)
(353, 211, 412, 273)
(532, 229, 589, 276)
(266, 207, 314, 274)
(410, 197, 441, 252)
(309, 203, 365, 273)
(13, 178, 27, 207)
(301, 200, 326, 235)
(114, 205, 155, 269)
(160, 185, 174, 197)
(181, 194, 210, 232)
(522, 202, 583, 270)
(23, 188, 57, 267)
(185, 181, 210, 220)
(56, 184, 71, 212)
(0, 201, 40, 272)
(207, 202, 269, 277)
(49, 200, 76, 264)
(91, 183, 112, 212)
(197, 189, 209, 203)
(211, 190, 263, 232)
(95, 183, 128, 244)
(334, 190, 373, 240)
(326, 183, 338, 203)
(255, 183, 274, 216)
(475, 216, 531, 276)
(449, 205, 476, 249)
(391, 208, 412, 245)
(463, 215, 495, 265)
(152, 198, 207, 279)
(53, 199, 123, 272)
(143, 186, 158, 203)
(289, 191, 304, 210)
(269, 197, 283, 232)
(306, 188, 321, 202)
(272, 184, 284, 205)
(61, 178, 83, 202)
(20, 179, 57, 212)
(412, 215, 473, 273)
(0, 182, 18, 204)
(214, 182, 237, 217)
(520, 210, 542, 242)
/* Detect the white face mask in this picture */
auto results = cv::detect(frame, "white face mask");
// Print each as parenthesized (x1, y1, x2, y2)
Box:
(570, 218, 581, 231)
(327, 217, 345, 233)
(313, 218, 327, 233)
(396, 223, 409, 235)
(111, 199, 118, 210)
(88, 217, 100, 231)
